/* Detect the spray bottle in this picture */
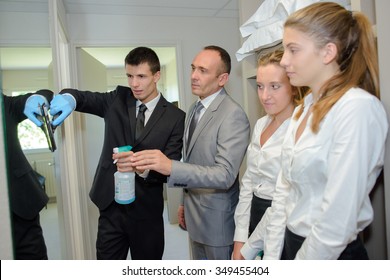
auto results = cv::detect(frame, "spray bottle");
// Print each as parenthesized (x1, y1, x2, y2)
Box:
(113, 145, 135, 204)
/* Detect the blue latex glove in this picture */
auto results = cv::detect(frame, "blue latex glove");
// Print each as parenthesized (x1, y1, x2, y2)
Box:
(23, 94, 49, 127)
(50, 93, 76, 127)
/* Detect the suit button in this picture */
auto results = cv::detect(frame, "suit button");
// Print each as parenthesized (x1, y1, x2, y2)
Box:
(184, 189, 188, 193)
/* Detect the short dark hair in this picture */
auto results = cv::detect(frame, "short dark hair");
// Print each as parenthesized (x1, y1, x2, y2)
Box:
(204, 45, 231, 75)
(124, 47, 160, 74)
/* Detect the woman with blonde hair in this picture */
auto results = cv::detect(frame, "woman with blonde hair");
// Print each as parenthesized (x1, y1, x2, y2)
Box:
(261, 2, 388, 259)
(232, 48, 304, 260)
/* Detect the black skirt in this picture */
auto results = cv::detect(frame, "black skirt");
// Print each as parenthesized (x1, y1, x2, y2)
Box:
(281, 227, 369, 260)
(249, 194, 272, 236)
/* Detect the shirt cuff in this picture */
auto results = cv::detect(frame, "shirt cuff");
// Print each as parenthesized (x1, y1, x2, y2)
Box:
(233, 228, 249, 243)
(136, 169, 150, 178)
(241, 240, 263, 260)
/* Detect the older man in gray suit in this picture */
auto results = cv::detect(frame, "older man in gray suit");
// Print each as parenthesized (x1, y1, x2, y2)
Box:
(130, 46, 250, 260)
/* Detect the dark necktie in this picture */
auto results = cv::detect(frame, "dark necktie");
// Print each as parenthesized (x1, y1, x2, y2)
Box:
(187, 102, 204, 146)
(135, 104, 147, 140)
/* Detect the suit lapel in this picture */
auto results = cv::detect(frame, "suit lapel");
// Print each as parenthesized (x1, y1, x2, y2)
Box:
(186, 90, 227, 156)
(184, 102, 196, 155)
(134, 95, 167, 145)
(126, 94, 137, 144)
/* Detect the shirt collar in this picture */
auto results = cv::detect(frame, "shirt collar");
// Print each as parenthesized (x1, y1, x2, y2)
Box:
(136, 92, 161, 111)
(303, 93, 314, 108)
(196, 89, 222, 109)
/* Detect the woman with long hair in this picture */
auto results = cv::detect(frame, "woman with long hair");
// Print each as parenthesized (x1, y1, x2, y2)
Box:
(261, 2, 387, 259)
(232, 48, 304, 260)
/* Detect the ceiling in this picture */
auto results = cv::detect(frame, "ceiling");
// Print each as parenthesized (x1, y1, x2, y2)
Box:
(0, 0, 238, 18)
(62, 0, 238, 18)
(0, 0, 239, 70)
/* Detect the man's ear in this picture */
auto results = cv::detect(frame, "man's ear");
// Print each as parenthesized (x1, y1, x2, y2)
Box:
(154, 71, 161, 83)
(218, 73, 229, 86)
(322, 42, 338, 65)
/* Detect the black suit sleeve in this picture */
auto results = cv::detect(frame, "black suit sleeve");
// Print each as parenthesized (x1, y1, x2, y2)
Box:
(145, 106, 185, 184)
(3, 90, 52, 219)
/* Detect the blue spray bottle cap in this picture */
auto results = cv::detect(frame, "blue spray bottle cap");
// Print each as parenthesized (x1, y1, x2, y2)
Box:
(113, 145, 133, 164)
(113, 145, 133, 153)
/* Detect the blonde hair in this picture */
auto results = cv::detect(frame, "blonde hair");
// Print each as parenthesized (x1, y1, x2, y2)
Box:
(257, 48, 307, 105)
(285, 2, 379, 133)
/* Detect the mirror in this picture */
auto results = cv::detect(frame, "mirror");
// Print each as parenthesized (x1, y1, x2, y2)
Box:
(0, 46, 63, 259)
(0, 0, 66, 260)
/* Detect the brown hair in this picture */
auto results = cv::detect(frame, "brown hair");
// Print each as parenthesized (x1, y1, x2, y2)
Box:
(285, 2, 379, 133)
(257, 48, 307, 105)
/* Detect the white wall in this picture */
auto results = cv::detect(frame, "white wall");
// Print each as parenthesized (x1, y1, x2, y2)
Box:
(2, 69, 50, 95)
(164, 59, 180, 104)
(238, 0, 265, 130)
(0, 11, 50, 45)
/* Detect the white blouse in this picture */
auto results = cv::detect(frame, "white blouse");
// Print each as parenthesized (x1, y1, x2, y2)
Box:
(261, 88, 388, 259)
(234, 115, 290, 242)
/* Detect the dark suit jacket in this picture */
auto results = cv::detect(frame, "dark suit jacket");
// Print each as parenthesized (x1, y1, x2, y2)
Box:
(3, 90, 53, 219)
(60, 86, 185, 219)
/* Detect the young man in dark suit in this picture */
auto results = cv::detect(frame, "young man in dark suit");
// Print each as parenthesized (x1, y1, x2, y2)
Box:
(129, 46, 250, 260)
(50, 47, 185, 260)
(3, 89, 53, 259)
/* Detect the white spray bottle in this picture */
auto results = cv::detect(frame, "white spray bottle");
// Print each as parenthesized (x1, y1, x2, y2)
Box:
(113, 145, 135, 204)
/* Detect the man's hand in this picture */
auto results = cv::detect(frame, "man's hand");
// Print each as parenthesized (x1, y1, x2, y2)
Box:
(23, 94, 49, 126)
(232, 241, 245, 260)
(113, 151, 136, 172)
(177, 205, 186, 230)
(130, 149, 172, 176)
(50, 93, 76, 127)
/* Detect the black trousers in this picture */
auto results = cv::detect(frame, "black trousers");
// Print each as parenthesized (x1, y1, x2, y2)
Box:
(12, 212, 48, 260)
(249, 195, 272, 235)
(281, 227, 369, 260)
(96, 202, 164, 260)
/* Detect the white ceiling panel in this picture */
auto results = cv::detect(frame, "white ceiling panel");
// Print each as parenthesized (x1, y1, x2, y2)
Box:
(0, 0, 238, 18)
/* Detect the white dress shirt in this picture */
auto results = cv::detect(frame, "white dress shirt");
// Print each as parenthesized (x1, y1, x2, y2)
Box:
(258, 88, 388, 260)
(234, 115, 290, 243)
(135, 92, 161, 123)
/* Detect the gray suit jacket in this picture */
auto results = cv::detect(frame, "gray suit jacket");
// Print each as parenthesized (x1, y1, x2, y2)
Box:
(169, 89, 250, 246)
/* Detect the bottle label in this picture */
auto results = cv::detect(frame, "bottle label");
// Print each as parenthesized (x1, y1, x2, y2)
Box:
(115, 175, 135, 204)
